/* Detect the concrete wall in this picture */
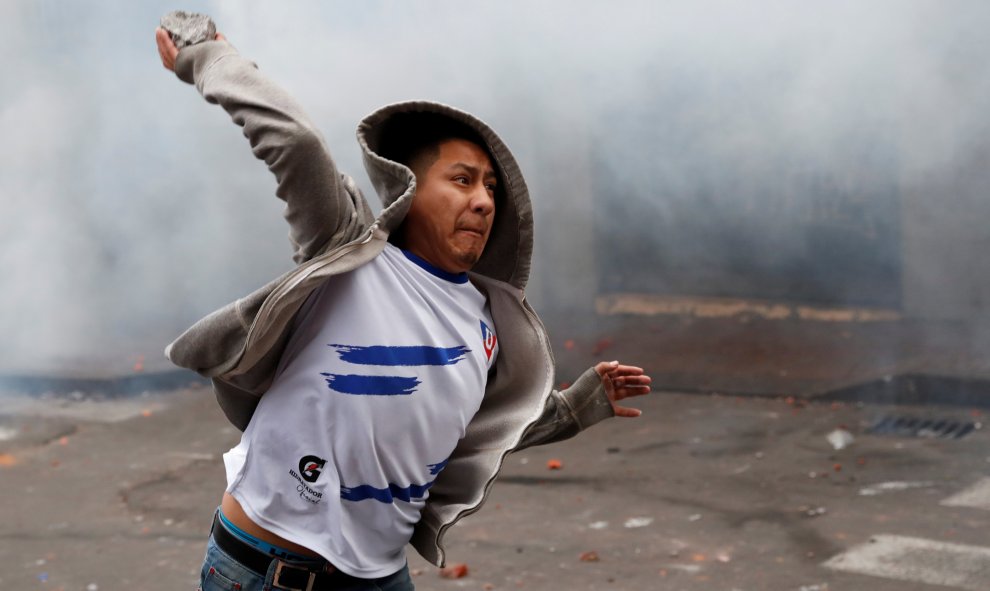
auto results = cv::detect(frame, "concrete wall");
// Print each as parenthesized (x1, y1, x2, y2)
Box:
(901, 138, 990, 321)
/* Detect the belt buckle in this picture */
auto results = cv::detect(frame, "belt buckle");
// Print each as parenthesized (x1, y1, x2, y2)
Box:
(273, 560, 316, 591)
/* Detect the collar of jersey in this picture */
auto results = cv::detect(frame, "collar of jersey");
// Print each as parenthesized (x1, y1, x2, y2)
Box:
(401, 249, 470, 284)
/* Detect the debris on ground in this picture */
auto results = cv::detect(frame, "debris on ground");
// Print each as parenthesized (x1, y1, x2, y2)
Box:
(826, 428, 855, 450)
(588, 521, 609, 530)
(800, 506, 827, 518)
(591, 338, 613, 356)
(624, 516, 653, 528)
(546, 459, 563, 470)
(687, 514, 702, 522)
(564, 339, 576, 351)
(439, 563, 469, 579)
(579, 551, 600, 562)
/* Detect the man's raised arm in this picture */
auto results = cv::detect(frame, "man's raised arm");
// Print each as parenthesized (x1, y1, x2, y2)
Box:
(155, 26, 372, 263)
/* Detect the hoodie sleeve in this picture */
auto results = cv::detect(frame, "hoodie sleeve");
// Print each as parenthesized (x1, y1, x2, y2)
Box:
(174, 41, 372, 263)
(515, 366, 615, 449)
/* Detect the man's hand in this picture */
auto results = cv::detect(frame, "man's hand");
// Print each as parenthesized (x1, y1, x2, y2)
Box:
(594, 361, 652, 417)
(155, 27, 226, 72)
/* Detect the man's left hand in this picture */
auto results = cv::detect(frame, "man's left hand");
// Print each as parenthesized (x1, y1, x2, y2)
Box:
(594, 361, 652, 417)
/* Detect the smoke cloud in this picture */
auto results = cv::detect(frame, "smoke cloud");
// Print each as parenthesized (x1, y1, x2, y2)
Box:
(1, 0, 988, 374)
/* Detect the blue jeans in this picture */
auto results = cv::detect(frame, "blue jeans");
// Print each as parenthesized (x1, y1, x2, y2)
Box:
(198, 534, 415, 591)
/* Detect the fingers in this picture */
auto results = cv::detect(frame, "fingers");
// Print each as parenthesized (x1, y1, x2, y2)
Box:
(593, 360, 651, 417)
(157, 27, 225, 72)
(594, 360, 619, 377)
(611, 375, 651, 387)
(155, 27, 178, 71)
(613, 405, 642, 418)
(608, 365, 644, 377)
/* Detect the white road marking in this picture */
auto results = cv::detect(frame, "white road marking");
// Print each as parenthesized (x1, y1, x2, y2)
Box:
(941, 477, 990, 511)
(823, 535, 990, 590)
(859, 480, 935, 496)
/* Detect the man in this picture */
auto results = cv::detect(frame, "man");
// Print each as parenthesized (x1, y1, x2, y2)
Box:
(155, 22, 651, 591)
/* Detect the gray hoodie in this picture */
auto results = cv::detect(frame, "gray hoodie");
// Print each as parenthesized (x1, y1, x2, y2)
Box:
(166, 40, 614, 566)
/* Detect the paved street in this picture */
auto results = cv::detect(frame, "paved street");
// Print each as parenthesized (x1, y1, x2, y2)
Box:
(1, 375, 988, 590)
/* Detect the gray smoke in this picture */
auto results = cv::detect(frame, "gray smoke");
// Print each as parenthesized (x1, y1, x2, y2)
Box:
(1, 0, 988, 375)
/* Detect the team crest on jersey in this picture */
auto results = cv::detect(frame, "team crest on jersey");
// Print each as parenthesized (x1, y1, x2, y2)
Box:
(480, 320, 497, 362)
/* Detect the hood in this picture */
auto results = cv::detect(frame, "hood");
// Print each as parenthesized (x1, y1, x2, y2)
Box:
(356, 101, 533, 291)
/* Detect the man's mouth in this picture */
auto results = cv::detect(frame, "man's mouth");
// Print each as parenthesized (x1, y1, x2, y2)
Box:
(456, 227, 485, 237)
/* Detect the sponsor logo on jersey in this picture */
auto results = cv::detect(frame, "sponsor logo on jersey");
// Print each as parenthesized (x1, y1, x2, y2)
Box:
(298, 455, 327, 483)
(288, 455, 327, 504)
(480, 320, 497, 362)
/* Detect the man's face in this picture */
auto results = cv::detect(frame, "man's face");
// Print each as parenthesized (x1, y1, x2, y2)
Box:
(402, 138, 497, 273)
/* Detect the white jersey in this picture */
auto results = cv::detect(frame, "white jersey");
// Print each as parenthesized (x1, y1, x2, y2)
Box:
(223, 243, 498, 577)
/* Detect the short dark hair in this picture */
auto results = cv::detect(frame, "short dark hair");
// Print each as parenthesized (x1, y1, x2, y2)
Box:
(378, 112, 491, 175)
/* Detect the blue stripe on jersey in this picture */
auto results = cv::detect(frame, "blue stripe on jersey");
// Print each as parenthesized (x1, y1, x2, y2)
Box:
(321, 373, 421, 396)
(427, 459, 449, 475)
(400, 249, 470, 284)
(340, 481, 435, 504)
(329, 344, 471, 366)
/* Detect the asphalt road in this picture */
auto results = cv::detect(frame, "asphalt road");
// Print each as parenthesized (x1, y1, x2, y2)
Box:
(2, 381, 988, 591)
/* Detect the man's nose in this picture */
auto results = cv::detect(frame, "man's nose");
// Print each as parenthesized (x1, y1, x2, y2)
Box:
(469, 185, 495, 215)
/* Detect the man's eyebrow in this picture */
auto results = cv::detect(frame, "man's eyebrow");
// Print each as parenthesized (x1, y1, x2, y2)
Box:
(447, 162, 498, 181)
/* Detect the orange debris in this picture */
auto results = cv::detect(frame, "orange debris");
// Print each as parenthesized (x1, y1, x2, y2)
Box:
(0, 453, 17, 467)
(564, 339, 576, 351)
(439, 563, 469, 579)
(546, 459, 563, 470)
(579, 551, 600, 562)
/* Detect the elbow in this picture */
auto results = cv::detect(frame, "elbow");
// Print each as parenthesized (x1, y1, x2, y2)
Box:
(247, 118, 329, 167)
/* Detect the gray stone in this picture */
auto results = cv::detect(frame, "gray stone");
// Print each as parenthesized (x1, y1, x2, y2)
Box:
(160, 11, 217, 49)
